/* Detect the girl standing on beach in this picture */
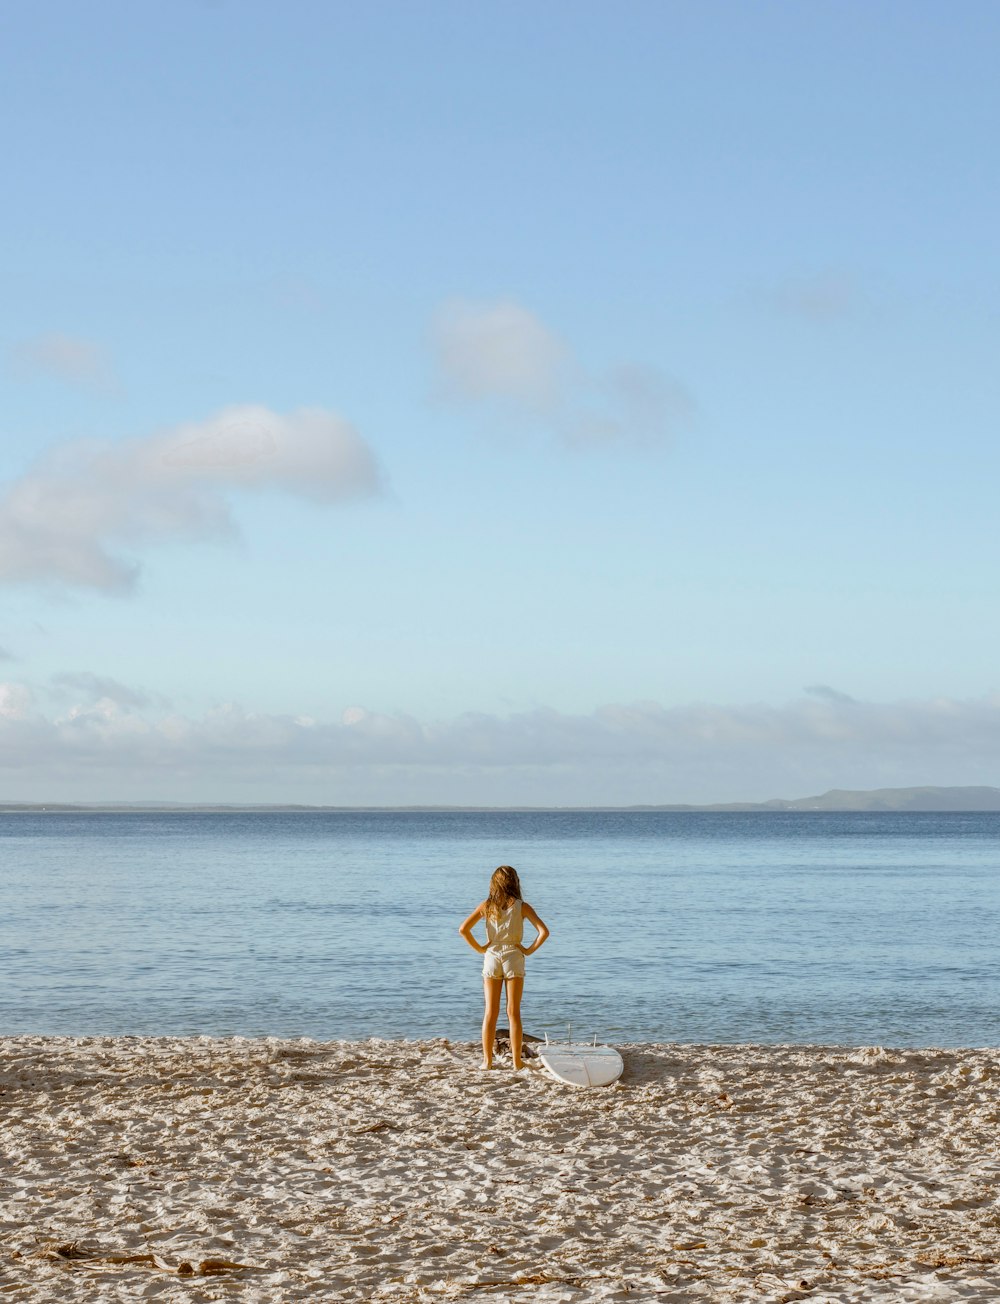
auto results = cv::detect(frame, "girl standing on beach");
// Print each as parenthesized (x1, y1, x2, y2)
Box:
(459, 865, 549, 1071)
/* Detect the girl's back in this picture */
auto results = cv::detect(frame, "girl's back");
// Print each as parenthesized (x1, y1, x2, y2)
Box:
(485, 899, 523, 952)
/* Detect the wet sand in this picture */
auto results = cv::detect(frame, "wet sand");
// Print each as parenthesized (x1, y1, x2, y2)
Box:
(2, 1036, 1000, 1301)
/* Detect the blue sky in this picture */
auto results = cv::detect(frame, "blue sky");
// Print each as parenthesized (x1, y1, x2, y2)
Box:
(2, 0, 999, 803)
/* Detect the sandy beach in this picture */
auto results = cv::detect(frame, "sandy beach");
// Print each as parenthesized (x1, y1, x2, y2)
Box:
(2, 1037, 999, 1302)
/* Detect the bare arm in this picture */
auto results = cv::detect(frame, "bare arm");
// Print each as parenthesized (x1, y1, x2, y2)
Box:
(458, 902, 488, 954)
(519, 903, 549, 955)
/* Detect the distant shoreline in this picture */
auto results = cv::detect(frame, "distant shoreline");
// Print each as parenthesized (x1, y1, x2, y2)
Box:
(3, 785, 1000, 813)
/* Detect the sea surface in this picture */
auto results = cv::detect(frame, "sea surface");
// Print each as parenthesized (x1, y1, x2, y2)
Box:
(1, 810, 998, 1047)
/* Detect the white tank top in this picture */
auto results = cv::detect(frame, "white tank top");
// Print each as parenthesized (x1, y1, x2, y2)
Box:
(485, 899, 523, 952)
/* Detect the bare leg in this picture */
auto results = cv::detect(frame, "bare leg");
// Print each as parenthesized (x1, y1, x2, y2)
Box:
(505, 976, 525, 1068)
(482, 977, 503, 1068)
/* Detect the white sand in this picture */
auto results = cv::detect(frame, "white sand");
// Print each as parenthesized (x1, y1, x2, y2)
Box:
(2, 1037, 1000, 1302)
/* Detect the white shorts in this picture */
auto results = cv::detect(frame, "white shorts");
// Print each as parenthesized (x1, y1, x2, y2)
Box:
(483, 948, 525, 980)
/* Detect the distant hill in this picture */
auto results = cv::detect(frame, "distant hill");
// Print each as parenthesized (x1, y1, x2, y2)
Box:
(636, 786, 1000, 812)
(775, 786, 1000, 812)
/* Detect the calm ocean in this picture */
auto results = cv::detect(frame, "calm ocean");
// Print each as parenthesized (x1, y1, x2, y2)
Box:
(1, 810, 998, 1048)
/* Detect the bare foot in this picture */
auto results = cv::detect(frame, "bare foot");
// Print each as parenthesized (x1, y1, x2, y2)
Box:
(479, 1060, 493, 1070)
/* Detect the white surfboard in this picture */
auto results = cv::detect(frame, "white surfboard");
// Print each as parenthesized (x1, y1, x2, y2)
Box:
(537, 1041, 624, 1088)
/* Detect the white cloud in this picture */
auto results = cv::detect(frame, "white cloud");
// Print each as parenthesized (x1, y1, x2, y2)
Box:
(9, 332, 118, 392)
(0, 405, 382, 591)
(2, 685, 999, 805)
(433, 299, 570, 413)
(0, 682, 33, 719)
(431, 298, 694, 448)
(49, 671, 167, 709)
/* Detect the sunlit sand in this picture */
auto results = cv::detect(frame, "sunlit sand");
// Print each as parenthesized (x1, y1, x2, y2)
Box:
(2, 1036, 999, 1300)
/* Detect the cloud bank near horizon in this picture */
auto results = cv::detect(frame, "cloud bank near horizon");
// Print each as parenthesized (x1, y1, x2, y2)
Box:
(0, 406, 381, 592)
(432, 298, 695, 448)
(2, 683, 999, 805)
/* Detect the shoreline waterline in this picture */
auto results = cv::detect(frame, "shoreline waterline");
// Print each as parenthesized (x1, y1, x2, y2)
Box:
(3, 1032, 999, 1051)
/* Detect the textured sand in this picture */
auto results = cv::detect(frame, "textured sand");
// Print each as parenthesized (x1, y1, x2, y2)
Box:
(2, 1036, 1000, 1301)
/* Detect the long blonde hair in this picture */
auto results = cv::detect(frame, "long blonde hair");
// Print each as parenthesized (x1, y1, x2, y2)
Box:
(485, 864, 522, 921)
